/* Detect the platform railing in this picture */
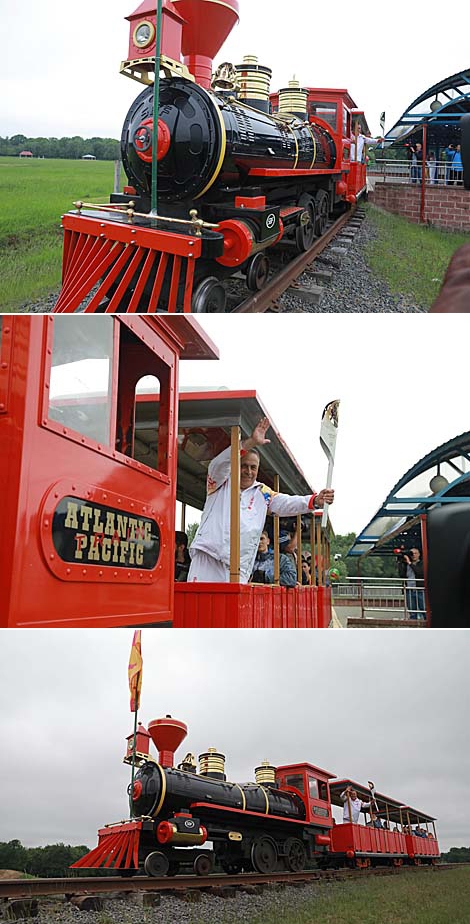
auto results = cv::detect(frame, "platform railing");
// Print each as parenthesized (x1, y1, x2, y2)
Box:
(333, 576, 427, 621)
(368, 159, 463, 187)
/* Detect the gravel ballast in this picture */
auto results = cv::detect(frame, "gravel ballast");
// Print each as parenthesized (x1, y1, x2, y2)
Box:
(4, 879, 341, 924)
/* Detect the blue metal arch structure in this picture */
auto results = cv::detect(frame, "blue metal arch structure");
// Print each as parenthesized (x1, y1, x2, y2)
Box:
(385, 68, 470, 145)
(349, 430, 470, 559)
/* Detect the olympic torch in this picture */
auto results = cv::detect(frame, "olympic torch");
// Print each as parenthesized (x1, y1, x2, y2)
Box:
(320, 399, 340, 528)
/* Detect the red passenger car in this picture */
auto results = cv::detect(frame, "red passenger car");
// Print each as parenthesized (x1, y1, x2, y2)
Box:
(329, 780, 439, 867)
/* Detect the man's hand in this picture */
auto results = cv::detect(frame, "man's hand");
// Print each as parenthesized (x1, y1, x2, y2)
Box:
(244, 417, 271, 450)
(315, 488, 335, 508)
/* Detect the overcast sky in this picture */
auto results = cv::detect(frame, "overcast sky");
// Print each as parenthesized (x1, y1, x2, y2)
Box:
(178, 314, 470, 536)
(2, 0, 467, 138)
(0, 629, 468, 853)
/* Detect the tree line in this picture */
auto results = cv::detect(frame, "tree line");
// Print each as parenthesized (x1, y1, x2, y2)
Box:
(0, 840, 90, 878)
(0, 135, 120, 160)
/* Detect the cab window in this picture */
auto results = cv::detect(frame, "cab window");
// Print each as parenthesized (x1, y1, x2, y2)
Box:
(310, 101, 337, 131)
(286, 774, 305, 794)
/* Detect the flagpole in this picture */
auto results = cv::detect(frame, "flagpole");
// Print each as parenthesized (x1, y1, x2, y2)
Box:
(150, 0, 164, 219)
(320, 400, 340, 529)
(129, 700, 140, 817)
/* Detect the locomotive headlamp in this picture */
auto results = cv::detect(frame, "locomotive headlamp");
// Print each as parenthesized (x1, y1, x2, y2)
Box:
(133, 21, 155, 49)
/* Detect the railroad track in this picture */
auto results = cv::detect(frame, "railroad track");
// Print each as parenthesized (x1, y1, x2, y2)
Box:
(230, 206, 364, 314)
(0, 862, 459, 901)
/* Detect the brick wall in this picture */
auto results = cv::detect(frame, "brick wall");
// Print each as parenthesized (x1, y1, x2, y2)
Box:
(369, 183, 470, 232)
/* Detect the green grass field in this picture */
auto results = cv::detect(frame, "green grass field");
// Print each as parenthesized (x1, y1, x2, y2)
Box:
(212, 868, 470, 924)
(0, 157, 116, 310)
(365, 204, 469, 309)
(1, 157, 469, 311)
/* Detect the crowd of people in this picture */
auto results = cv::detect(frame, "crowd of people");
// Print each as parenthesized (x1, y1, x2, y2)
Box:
(175, 524, 318, 587)
(406, 141, 463, 185)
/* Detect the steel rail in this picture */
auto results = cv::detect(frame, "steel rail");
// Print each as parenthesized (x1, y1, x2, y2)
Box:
(0, 863, 456, 900)
(232, 207, 358, 314)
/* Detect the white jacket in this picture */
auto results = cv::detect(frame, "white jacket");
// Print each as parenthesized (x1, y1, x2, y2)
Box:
(190, 446, 316, 581)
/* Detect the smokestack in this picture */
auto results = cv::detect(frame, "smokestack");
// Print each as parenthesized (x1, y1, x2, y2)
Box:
(148, 715, 187, 767)
(172, 0, 240, 88)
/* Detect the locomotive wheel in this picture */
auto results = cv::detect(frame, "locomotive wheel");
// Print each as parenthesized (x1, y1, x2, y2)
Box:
(315, 190, 329, 236)
(246, 253, 270, 291)
(192, 276, 227, 313)
(295, 194, 316, 252)
(144, 851, 170, 877)
(284, 837, 307, 872)
(251, 836, 278, 874)
(194, 854, 213, 876)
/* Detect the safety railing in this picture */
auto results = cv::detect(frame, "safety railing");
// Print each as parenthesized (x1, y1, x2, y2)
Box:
(333, 577, 427, 622)
(368, 159, 464, 187)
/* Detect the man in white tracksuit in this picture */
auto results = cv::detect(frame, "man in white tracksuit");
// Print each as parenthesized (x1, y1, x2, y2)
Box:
(188, 417, 334, 583)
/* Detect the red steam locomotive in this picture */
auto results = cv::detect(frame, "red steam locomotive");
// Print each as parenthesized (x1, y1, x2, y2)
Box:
(54, 0, 371, 313)
(72, 714, 440, 876)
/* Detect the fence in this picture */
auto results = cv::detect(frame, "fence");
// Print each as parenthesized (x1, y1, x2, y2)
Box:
(333, 576, 426, 622)
(368, 159, 463, 188)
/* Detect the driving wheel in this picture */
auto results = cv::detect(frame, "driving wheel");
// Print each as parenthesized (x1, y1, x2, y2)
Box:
(284, 837, 307, 872)
(251, 836, 278, 874)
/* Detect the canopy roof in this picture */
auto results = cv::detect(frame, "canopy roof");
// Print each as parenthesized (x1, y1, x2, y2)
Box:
(385, 68, 470, 146)
(135, 389, 315, 510)
(349, 430, 470, 559)
(330, 780, 436, 822)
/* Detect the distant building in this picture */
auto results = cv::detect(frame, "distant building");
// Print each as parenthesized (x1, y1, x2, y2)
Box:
(82, 154, 97, 160)
(19, 151, 33, 158)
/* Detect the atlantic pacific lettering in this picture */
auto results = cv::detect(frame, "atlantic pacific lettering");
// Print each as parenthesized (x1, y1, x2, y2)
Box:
(52, 497, 160, 570)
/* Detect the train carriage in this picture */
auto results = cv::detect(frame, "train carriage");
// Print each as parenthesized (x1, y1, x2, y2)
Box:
(0, 316, 332, 628)
(329, 780, 439, 867)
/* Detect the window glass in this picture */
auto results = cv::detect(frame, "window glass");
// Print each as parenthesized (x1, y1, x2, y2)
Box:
(318, 781, 328, 801)
(49, 317, 113, 445)
(286, 774, 305, 794)
(309, 778, 319, 799)
(310, 101, 337, 131)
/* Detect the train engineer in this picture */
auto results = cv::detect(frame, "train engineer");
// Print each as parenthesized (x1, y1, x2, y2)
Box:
(188, 417, 334, 583)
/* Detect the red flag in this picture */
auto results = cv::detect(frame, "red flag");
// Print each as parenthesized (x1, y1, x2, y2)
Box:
(128, 631, 143, 713)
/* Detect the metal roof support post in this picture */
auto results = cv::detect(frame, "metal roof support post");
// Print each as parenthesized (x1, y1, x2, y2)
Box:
(230, 426, 241, 583)
(181, 502, 186, 532)
(310, 517, 316, 586)
(420, 123, 428, 223)
(420, 512, 431, 624)
(273, 475, 280, 585)
(296, 514, 302, 584)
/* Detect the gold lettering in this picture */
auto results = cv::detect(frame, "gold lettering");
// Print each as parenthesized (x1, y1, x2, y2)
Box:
(105, 512, 115, 536)
(119, 541, 129, 564)
(128, 542, 135, 565)
(65, 502, 79, 530)
(80, 505, 93, 532)
(144, 522, 151, 543)
(112, 539, 120, 562)
(127, 517, 138, 540)
(102, 538, 111, 562)
(93, 508, 104, 533)
(117, 515, 128, 538)
(136, 544, 144, 566)
(75, 534, 87, 559)
(88, 535, 101, 562)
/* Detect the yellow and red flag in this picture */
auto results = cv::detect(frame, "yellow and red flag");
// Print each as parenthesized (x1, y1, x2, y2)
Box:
(128, 630, 143, 713)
